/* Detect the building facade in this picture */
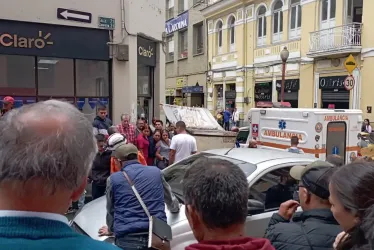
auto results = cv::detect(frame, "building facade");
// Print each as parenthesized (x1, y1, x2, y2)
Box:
(203, 0, 374, 122)
(165, 0, 207, 107)
(0, 0, 166, 124)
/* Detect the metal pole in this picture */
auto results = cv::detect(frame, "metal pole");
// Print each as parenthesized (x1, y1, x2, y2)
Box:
(281, 61, 286, 103)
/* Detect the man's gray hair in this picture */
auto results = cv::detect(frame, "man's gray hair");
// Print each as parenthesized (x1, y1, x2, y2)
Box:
(0, 100, 97, 193)
(120, 113, 131, 121)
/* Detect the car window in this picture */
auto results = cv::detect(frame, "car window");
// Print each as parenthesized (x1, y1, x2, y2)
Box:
(249, 166, 298, 212)
(236, 129, 249, 144)
(164, 153, 257, 204)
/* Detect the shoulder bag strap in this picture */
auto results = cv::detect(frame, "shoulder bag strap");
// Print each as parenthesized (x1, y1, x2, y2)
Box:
(122, 170, 151, 218)
(300, 223, 314, 250)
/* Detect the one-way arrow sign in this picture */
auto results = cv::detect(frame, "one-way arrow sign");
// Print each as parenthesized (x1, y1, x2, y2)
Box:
(57, 8, 92, 23)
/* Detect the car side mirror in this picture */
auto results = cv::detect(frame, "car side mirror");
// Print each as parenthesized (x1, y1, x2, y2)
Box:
(247, 199, 265, 215)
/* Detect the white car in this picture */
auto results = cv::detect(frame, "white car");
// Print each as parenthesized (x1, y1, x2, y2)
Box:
(70, 148, 315, 249)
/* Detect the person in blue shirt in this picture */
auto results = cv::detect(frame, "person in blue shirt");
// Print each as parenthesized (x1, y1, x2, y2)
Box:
(223, 108, 231, 131)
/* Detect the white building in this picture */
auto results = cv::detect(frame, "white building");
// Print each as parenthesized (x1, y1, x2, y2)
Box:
(0, 0, 166, 124)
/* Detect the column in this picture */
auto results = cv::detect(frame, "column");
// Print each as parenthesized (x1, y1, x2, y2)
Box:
(266, 12, 272, 45)
(282, 6, 289, 41)
(313, 73, 319, 108)
(272, 75, 277, 102)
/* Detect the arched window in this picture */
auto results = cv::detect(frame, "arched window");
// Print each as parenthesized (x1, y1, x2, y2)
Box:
(216, 20, 223, 54)
(289, 0, 301, 38)
(257, 6, 267, 46)
(272, 0, 283, 42)
(228, 16, 236, 52)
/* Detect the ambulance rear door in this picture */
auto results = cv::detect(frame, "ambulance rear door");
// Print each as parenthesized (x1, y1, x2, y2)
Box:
(325, 121, 347, 163)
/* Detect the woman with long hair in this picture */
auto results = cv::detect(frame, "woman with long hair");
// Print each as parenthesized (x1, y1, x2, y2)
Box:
(155, 129, 171, 170)
(147, 129, 161, 166)
(136, 125, 150, 163)
(329, 161, 374, 250)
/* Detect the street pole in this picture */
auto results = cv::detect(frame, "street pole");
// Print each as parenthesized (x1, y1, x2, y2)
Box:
(281, 61, 286, 103)
(280, 47, 289, 104)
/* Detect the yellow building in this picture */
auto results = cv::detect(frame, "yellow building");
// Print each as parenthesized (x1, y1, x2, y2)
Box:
(202, 0, 374, 122)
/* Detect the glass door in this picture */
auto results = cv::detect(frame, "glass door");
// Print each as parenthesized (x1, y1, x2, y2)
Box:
(320, 0, 336, 49)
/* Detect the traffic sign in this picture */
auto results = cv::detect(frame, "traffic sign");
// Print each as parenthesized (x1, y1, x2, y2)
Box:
(98, 17, 115, 30)
(344, 54, 357, 75)
(344, 75, 355, 91)
(57, 8, 92, 23)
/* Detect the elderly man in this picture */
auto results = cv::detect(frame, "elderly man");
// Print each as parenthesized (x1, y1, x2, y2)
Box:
(116, 114, 136, 145)
(183, 157, 274, 250)
(0, 100, 119, 250)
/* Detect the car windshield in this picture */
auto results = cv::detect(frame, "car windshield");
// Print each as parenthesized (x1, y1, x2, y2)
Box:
(163, 153, 257, 203)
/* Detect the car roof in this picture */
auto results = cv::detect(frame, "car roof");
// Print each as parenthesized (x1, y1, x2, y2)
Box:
(204, 148, 315, 165)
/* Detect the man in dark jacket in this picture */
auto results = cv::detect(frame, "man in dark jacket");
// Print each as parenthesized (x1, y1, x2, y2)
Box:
(89, 134, 112, 200)
(265, 161, 341, 250)
(183, 157, 274, 250)
(93, 105, 112, 136)
(99, 143, 179, 249)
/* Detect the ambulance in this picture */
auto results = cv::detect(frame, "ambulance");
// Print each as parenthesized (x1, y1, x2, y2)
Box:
(240, 108, 363, 163)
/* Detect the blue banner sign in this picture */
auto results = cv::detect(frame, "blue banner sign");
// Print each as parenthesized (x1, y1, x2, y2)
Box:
(182, 86, 203, 93)
(165, 12, 189, 35)
(76, 98, 86, 109)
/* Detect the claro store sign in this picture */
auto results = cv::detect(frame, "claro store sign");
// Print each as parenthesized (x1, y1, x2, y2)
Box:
(137, 37, 156, 66)
(0, 20, 109, 60)
(0, 31, 54, 49)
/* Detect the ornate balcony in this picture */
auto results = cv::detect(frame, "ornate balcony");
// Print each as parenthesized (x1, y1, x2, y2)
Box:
(308, 23, 362, 58)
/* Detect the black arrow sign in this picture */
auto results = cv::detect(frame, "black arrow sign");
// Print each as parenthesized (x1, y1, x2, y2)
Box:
(57, 8, 92, 23)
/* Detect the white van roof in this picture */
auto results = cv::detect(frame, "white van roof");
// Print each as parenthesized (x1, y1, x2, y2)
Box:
(248, 108, 362, 115)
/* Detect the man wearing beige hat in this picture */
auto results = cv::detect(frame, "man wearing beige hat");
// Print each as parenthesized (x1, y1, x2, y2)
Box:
(99, 143, 179, 249)
(265, 161, 341, 250)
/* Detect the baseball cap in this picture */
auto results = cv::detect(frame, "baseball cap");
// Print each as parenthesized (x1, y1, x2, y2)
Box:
(112, 143, 138, 161)
(290, 161, 335, 200)
(3, 96, 14, 104)
(107, 133, 127, 150)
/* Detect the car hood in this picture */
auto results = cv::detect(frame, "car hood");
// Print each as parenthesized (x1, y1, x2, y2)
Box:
(71, 196, 188, 241)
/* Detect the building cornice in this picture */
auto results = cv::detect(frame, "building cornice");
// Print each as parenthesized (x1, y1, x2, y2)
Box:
(201, 0, 243, 18)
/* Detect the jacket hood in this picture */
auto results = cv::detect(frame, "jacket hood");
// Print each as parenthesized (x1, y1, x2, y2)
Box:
(185, 237, 275, 250)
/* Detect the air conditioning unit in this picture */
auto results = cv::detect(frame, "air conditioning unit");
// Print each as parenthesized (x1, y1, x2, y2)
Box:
(114, 44, 129, 61)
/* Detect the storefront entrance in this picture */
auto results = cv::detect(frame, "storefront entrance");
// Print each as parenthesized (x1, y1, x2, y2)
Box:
(137, 37, 156, 122)
(0, 20, 111, 121)
(319, 76, 350, 109)
(276, 79, 299, 108)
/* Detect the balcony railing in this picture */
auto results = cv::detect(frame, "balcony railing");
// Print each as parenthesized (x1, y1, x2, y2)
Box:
(308, 23, 362, 57)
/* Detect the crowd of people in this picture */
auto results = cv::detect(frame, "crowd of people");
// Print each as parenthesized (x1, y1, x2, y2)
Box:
(0, 99, 374, 250)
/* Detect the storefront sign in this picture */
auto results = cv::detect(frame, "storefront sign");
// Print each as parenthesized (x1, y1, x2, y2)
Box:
(176, 78, 185, 88)
(0, 20, 109, 60)
(165, 12, 189, 35)
(76, 98, 86, 109)
(255, 82, 272, 102)
(324, 115, 348, 121)
(182, 86, 203, 93)
(225, 91, 236, 99)
(319, 76, 346, 89)
(137, 37, 156, 66)
(263, 129, 304, 140)
(276, 79, 300, 91)
(88, 98, 98, 109)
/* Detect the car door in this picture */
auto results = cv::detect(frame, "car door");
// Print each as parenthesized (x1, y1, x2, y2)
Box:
(244, 161, 312, 237)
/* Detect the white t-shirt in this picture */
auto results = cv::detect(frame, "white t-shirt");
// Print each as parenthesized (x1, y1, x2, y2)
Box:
(170, 133, 197, 163)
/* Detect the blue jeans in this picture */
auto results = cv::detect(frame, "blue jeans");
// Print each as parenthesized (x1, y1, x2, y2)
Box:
(115, 232, 153, 250)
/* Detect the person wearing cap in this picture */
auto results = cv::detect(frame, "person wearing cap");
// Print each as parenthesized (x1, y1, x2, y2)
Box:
(265, 161, 341, 250)
(99, 143, 179, 249)
(1, 96, 14, 116)
(107, 133, 147, 173)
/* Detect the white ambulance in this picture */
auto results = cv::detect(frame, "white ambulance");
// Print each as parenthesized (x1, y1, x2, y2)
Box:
(240, 108, 362, 163)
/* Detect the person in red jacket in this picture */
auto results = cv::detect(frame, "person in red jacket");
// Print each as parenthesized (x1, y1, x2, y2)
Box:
(183, 157, 275, 250)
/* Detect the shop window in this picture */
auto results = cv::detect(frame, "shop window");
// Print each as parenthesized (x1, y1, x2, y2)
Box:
(166, 35, 175, 62)
(216, 20, 223, 54)
(272, 0, 284, 43)
(228, 16, 236, 52)
(137, 64, 152, 97)
(0, 55, 35, 95)
(76, 60, 109, 96)
(193, 22, 204, 55)
(179, 29, 188, 59)
(257, 6, 267, 46)
(289, 0, 301, 39)
(38, 57, 74, 96)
